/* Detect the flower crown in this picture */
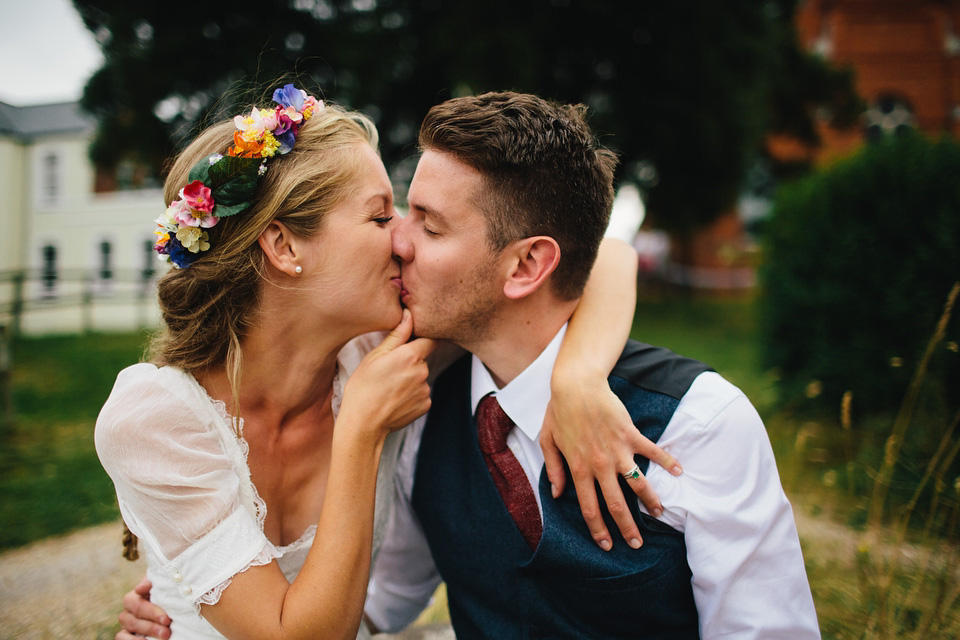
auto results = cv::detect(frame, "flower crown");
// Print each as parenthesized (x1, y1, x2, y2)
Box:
(154, 84, 322, 269)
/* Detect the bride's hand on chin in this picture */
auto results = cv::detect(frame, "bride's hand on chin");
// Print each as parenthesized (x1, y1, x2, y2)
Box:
(341, 309, 436, 436)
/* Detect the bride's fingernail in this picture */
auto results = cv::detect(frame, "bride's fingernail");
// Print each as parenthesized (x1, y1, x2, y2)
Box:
(671, 463, 682, 476)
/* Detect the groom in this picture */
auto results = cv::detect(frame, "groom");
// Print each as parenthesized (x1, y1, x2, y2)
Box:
(363, 92, 819, 638)
(118, 92, 819, 638)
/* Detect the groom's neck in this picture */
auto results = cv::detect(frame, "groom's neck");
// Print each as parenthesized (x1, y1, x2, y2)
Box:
(464, 296, 579, 389)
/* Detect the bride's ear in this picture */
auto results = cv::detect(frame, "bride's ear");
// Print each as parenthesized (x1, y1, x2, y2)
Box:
(258, 221, 301, 277)
(502, 236, 561, 300)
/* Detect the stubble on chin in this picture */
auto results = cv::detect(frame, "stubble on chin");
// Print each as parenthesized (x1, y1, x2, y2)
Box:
(412, 261, 501, 346)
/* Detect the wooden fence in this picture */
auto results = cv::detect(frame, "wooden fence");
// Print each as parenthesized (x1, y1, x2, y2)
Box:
(0, 268, 159, 336)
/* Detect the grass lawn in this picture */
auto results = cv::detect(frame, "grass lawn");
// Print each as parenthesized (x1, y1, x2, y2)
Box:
(0, 331, 150, 550)
(634, 292, 960, 639)
(630, 291, 776, 413)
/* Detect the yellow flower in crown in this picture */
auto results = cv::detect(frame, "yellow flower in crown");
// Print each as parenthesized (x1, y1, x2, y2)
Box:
(175, 226, 210, 254)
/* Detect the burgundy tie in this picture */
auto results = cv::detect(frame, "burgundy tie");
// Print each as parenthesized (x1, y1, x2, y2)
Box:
(476, 393, 543, 550)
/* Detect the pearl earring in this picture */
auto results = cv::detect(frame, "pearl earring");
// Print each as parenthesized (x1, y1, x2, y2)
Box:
(295, 266, 302, 274)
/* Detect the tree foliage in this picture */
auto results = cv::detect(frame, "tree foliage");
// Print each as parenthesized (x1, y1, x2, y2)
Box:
(74, 0, 858, 235)
(760, 131, 960, 415)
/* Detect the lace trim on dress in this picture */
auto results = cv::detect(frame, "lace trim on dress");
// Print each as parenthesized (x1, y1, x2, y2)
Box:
(195, 392, 278, 609)
(194, 540, 280, 612)
(276, 524, 318, 553)
(205, 394, 269, 530)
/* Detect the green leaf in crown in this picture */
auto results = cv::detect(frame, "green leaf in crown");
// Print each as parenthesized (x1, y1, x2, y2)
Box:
(209, 156, 264, 216)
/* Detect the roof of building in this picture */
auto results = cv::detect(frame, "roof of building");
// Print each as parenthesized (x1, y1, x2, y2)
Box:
(0, 101, 95, 142)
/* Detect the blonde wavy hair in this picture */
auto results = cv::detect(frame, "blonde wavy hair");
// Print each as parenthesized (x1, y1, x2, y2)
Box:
(148, 100, 379, 411)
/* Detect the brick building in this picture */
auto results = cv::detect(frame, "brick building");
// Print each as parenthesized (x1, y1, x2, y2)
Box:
(681, 0, 960, 291)
(775, 0, 960, 163)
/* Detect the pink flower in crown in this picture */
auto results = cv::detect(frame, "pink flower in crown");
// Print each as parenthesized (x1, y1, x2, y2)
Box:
(172, 182, 218, 228)
(277, 103, 305, 128)
(302, 95, 320, 119)
(274, 105, 297, 134)
(167, 199, 193, 227)
(181, 181, 214, 213)
(177, 207, 219, 229)
(273, 105, 300, 154)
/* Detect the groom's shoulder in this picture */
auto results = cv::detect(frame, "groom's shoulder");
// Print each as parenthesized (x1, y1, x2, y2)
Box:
(611, 339, 713, 401)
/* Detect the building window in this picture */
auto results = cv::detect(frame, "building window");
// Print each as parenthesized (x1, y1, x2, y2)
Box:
(115, 159, 136, 191)
(95, 240, 114, 296)
(43, 152, 60, 205)
(865, 96, 915, 142)
(99, 241, 113, 281)
(41, 244, 58, 299)
(141, 239, 156, 284)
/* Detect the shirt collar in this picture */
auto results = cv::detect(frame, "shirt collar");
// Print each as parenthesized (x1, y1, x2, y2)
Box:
(470, 324, 567, 442)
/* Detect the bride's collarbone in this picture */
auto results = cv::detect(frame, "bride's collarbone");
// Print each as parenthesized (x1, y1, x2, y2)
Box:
(249, 442, 331, 547)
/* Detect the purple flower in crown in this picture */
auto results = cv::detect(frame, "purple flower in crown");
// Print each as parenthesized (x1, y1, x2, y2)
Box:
(273, 84, 306, 111)
(274, 130, 297, 155)
(273, 85, 313, 155)
(273, 106, 299, 154)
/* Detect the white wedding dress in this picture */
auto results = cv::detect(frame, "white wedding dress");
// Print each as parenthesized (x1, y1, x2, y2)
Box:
(96, 332, 401, 640)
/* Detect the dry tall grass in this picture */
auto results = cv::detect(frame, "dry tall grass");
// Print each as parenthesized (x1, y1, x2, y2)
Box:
(854, 282, 960, 639)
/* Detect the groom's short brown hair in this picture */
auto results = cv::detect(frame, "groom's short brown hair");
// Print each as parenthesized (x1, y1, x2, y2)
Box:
(419, 92, 618, 300)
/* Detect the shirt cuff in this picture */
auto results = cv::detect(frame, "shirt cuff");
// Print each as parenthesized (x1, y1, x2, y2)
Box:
(365, 577, 439, 634)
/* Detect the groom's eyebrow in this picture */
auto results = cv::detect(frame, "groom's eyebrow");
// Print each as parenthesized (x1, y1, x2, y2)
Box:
(412, 202, 447, 225)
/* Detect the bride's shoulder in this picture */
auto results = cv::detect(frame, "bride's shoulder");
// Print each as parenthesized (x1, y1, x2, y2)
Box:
(96, 363, 204, 437)
(108, 362, 195, 401)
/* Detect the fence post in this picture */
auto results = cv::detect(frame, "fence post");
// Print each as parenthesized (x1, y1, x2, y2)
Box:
(0, 325, 13, 437)
(82, 274, 93, 334)
(11, 271, 24, 336)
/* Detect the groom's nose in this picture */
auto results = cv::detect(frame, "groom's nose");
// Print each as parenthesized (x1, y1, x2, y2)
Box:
(391, 215, 413, 263)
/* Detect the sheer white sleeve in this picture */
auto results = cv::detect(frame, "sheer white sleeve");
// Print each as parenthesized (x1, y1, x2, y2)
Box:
(95, 363, 277, 611)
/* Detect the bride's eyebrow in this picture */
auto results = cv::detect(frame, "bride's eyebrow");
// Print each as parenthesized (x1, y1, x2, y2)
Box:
(362, 194, 390, 210)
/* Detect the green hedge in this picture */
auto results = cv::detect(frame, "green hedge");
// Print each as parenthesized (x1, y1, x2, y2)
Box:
(760, 132, 960, 416)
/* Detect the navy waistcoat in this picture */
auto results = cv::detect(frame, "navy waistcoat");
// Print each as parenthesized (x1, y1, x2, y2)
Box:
(411, 340, 710, 639)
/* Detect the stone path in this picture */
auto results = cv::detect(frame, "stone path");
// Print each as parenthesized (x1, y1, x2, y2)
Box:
(0, 521, 146, 639)
(0, 520, 453, 639)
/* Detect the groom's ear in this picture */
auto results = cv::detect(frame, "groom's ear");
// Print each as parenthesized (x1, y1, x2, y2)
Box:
(502, 236, 561, 300)
(258, 221, 301, 278)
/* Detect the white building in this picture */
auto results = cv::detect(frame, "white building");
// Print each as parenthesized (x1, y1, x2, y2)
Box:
(0, 100, 166, 335)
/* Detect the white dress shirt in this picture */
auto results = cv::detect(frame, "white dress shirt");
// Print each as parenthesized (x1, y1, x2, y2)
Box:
(365, 327, 820, 639)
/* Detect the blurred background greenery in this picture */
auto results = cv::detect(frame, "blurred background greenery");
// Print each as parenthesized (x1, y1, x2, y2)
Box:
(72, 0, 861, 238)
(1, 1, 959, 639)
